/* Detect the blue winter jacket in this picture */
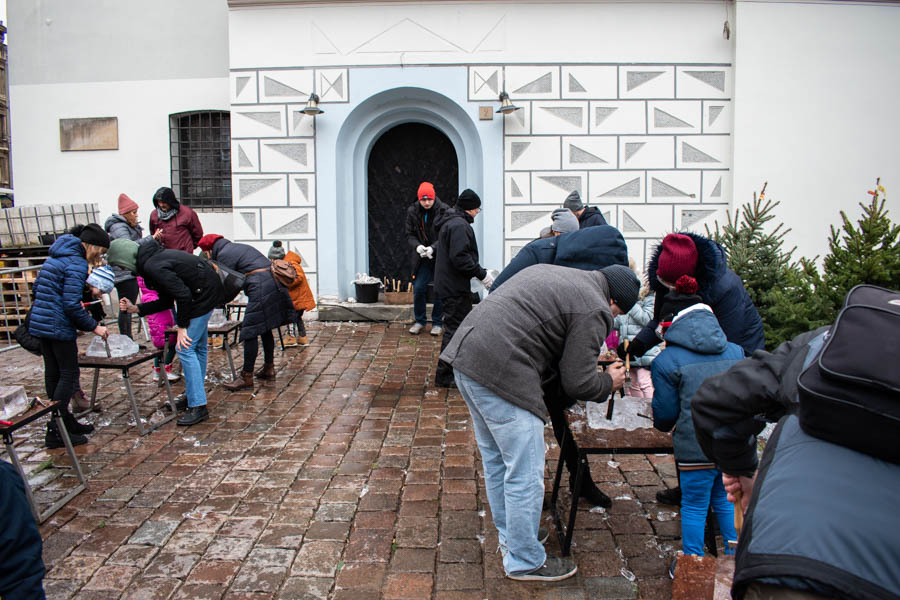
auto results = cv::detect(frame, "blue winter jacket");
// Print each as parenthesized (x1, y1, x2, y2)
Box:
(650, 307, 744, 466)
(28, 234, 98, 340)
(492, 225, 627, 291)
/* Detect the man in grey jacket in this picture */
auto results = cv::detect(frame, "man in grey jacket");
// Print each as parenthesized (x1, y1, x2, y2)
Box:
(440, 263, 639, 582)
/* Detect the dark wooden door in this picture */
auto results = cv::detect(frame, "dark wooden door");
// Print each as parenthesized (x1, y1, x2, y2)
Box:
(367, 123, 458, 285)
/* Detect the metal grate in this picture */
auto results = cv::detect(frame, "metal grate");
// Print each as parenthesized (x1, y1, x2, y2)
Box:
(169, 111, 232, 210)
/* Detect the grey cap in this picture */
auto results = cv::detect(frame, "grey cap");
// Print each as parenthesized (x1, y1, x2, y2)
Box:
(600, 264, 640, 314)
(563, 190, 584, 212)
(550, 207, 579, 234)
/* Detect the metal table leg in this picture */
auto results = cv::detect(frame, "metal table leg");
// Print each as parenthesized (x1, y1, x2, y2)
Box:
(123, 369, 146, 437)
(561, 449, 587, 556)
(550, 428, 569, 552)
(3, 434, 40, 522)
(223, 335, 237, 380)
(276, 326, 285, 351)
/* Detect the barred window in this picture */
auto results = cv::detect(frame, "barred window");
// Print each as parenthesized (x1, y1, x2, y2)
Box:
(169, 110, 231, 210)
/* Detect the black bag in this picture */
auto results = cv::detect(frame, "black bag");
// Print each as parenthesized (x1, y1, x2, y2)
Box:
(211, 261, 246, 303)
(798, 284, 900, 464)
(13, 309, 42, 356)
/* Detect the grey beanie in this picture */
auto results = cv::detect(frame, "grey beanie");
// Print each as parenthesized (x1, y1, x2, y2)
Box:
(600, 264, 640, 314)
(550, 207, 579, 234)
(563, 190, 584, 212)
(268, 240, 286, 260)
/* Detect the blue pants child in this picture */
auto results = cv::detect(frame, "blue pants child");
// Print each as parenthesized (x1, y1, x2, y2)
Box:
(679, 468, 738, 555)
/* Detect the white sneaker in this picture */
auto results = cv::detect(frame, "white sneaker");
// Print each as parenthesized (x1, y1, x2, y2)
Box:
(409, 323, 425, 335)
(430, 326, 443, 336)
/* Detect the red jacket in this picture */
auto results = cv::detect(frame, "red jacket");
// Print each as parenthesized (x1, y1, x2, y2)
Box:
(148, 202, 203, 254)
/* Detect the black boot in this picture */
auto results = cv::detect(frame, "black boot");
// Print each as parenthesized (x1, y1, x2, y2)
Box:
(656, 486, 682, 506)
(165, 394, 188, 412)
(63, 412, 94, 435)
(46, 421, 87, 449)
(570, 473, 612, 508)
(177, 405, 209, 426)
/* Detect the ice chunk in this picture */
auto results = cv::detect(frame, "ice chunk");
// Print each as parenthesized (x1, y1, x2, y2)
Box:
(85, 333, 140, 358)
(0, 386, 29, 420)
(208, 308, 227, 326)
(586, 396, 655, 431)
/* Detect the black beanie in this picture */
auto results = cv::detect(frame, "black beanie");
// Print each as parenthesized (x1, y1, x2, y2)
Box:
(79, 223, 111, 249)
(600, 264, 640, 314)
(456, 189, 481, 211)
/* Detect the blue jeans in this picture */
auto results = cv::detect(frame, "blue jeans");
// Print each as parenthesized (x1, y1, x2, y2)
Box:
(413, 260, 442, 326)
(455, 371, 546, 575)
(177, 310, 212, 408)
(679, 468, 738, 556)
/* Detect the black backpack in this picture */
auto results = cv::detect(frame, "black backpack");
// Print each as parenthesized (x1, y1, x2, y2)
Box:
(797, 285, 900, 464)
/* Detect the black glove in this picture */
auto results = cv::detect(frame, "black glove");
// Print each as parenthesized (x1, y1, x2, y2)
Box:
(617, 337, 649, 360)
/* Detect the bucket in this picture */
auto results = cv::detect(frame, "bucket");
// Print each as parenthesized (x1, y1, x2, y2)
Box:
(354, 282, 381, 303)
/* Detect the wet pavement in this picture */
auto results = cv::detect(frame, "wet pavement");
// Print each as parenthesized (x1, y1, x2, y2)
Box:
(5, 322, 681, 599)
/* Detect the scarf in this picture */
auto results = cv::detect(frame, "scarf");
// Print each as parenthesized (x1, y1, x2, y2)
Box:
(156, 206, 178, 221)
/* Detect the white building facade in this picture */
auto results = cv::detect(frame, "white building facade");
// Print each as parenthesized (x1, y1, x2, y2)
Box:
(10, 1, 900, 301)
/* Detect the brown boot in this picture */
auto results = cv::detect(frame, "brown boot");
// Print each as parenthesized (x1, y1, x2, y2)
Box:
(254, 363, 276, 380)
(224, 371, 253, 391)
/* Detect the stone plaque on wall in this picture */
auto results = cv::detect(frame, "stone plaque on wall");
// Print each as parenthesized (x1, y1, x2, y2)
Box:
(59, 117, 119, 151)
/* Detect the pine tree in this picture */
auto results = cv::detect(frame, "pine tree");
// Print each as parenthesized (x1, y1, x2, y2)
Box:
(707, 183, 803, 348)
(818, 179, 900, 321)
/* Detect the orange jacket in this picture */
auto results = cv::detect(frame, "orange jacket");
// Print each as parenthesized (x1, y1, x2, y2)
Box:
(284, 251, 316, 311)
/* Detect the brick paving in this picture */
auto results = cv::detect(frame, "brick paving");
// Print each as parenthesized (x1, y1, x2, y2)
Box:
(5, 322, 680, 599)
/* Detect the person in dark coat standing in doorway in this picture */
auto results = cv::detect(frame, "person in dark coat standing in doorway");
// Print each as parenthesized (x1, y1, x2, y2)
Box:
(563, 190, 607, 228)
(109, 237, 225, 426)
(406, 181, 448, 337)
(432, 189, 491, 388)
(104, 193, 144, 339)
(148, 186, 204, 254)
(198, 235, 296, 391)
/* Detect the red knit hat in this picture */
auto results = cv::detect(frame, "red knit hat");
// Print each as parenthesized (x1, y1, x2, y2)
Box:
(198, 234, 224, 252)
(417, 182, 435, 201)
(118, 193, 139, 215)
(657, 233, 698, 284)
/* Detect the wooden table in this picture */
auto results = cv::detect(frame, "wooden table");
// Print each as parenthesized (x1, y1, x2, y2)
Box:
(78, 348, 176, 436)
(1, 400, 87, 522)
(549, 400, 674, 556)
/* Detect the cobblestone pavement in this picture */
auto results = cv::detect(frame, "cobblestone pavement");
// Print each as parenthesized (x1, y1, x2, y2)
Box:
(5, 322, 680, 599)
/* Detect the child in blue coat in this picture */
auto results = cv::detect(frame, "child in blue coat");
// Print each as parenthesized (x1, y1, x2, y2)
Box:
(650, 275, 743, 570)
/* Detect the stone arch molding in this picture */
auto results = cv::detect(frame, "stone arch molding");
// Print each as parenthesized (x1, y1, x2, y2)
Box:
(333, 86, 484, 299)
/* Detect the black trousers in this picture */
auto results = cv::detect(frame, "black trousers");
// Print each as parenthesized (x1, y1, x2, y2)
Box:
(295, 310, 306, 337)
(39, 338, 78, 414)
(544, 375, 595, 485)
(115, 278, 140, 339)
(242, 330, 275, 373)
(435, 293, 473, 386)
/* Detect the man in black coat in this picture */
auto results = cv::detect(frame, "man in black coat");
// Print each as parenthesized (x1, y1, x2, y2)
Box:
(405, 181, 448, 337)
(432, 189, 491, 388)
(562, 190, 608, 228)
(108, 237, 225, 426)
(199, 234, 295, 390)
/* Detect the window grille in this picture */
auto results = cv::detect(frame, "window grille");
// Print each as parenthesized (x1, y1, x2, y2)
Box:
(169, 111, 231, 210)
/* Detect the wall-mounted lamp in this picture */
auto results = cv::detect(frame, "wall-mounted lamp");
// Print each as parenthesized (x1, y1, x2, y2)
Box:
(302, 93, 324, 116)
(495, 91, 521, 115)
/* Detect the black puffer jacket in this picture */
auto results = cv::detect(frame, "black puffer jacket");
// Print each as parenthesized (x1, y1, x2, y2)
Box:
(0, 461, 46, 599)
(209, 238, 295, 341)
(578, 206, 608, 228)
(433, 208, 486, 299)
(405, 197, 448, 276)
(136, 240, 225, 328)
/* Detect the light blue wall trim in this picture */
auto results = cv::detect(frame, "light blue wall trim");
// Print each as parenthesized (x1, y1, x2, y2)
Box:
(316, 66, 503, 299)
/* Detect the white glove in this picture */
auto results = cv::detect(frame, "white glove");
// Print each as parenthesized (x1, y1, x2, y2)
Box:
(480, 274, 494, 290)
(424, 246, 434, 259)
(416, 245, 428, 257)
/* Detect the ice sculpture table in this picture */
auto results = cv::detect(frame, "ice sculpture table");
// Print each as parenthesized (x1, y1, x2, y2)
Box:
(549, 397, 673, 556)
(1, 400, 87, 522)
(78, 348, 176, 436)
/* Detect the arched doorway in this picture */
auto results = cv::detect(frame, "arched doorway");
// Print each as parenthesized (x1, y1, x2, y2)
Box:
(366, 122, 458, 283)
